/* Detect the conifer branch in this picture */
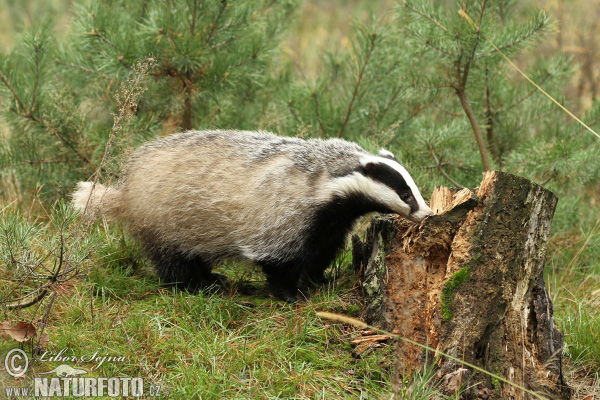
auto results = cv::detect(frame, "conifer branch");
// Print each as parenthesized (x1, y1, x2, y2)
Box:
(204, 0, 227, 44)
(56, 60, 110, 80)
(484, 67, 500, 163)
(286, 101, 303, 125)
(498, 72, 551, 112)
(409, 29, 456, 56)
(312, 92, 326, 135)
(0, 81, 93, 167)
(576, 117, 600, 135)
(189, 0, 200, 36)
(433, 100, 462, 117)
(338, 34, 377, 138)
(0, 157, 66, 170)
(4, 286, 49, 310)
(410, 82, 453, 90)
(209, 37, 235, 51)
(213, 0, 277, 39)
(44, 119, 93, 167)
(461, 29, 480, 86)
(478, 0, 488, 25)
(539, 169, 556, 186)
(494, 18, 548, 54)
(377, 84, 407, 124)
(452, 18, 490, 171)
(403, 2, 448, 33)
(429, 148, 465, 188)
(30, 41, 42, 116)
(0, 69, 27, 114)
(511, 109, 555, 134)
(456, 87, 492, 171)
(88, 30, 117, 49)
(233, 47, 261, 69)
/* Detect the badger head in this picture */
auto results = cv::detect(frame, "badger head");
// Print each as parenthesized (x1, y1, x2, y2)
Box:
(327, 149, 433, 222)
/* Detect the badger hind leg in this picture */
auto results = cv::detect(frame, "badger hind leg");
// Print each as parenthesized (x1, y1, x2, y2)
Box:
(148, 248, 227, 292)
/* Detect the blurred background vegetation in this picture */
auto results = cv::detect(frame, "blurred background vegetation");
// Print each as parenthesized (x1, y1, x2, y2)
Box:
(0, 0, 598, 398)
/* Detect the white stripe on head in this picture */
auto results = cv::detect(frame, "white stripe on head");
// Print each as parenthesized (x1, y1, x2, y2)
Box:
(324, 172, 412, 217)
(359, 156, 433, 217)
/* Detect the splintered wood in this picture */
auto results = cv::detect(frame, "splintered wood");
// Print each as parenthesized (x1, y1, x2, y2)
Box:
(353, 171, 570, 400)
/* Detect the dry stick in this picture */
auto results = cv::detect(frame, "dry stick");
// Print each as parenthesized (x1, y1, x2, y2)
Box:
(83, 59, 155, 217)
(5, 286, 49, 310)
(458, 9, 600, 141)
(34, 291, 57, 352)
(315, 312, 548, 400)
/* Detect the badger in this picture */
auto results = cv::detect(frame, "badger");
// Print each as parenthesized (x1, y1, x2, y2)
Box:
(72, 130, 433, 301)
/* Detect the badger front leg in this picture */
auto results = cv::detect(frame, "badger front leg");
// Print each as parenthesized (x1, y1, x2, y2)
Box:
(260, 262, 304, 302)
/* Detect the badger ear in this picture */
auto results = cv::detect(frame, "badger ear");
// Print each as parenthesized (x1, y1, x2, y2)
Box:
(359, 159, 380, 176)
(378, 149, 397, 161)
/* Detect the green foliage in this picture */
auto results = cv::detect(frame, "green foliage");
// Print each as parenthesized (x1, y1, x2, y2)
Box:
(32, 273, 397, 399)
(0, 202, 98, 309)
(0, 0, 300, 203)
(440, 266, 470, 321)
(547, 217, 600, 371)
(0, 0, 599, 396)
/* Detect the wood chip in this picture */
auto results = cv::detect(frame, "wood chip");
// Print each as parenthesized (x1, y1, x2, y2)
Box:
(350, 334, 391, 345)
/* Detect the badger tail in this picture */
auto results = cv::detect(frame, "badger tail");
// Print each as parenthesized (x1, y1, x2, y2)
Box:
(71, 181, 120, 220)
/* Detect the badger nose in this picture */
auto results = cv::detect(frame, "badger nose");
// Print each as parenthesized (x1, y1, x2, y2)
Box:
(409, 207, 434, 222)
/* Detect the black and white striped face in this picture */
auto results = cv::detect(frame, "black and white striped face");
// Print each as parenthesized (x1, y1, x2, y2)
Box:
(326, 149, 433, 222)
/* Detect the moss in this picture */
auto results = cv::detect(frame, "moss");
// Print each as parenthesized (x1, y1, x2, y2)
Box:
(440, 266, 470, 321)
(346, 304, 360, 317)
(491, 366, 501, 390)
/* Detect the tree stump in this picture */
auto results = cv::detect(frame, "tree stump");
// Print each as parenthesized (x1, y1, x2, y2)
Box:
(353, 171, 570, 400)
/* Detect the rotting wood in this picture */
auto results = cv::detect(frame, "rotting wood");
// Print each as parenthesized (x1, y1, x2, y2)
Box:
(353, 170, 570, 400)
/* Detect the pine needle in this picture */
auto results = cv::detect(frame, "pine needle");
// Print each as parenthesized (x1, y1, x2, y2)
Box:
(458, 9, 600, 141)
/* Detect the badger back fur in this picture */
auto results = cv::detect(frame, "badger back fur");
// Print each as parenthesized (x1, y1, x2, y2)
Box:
(72, 130, 432, 301)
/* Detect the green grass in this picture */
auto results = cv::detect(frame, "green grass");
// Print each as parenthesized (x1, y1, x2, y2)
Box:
(547, 215, 600, 372)
(1, 238, 396, 399)
(51, 287, 390, 398)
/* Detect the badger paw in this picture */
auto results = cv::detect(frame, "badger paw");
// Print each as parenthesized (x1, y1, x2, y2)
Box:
(268, 283, 299, 303)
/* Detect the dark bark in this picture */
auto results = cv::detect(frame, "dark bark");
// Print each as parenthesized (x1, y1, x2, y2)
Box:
(354, 171, 570, 400)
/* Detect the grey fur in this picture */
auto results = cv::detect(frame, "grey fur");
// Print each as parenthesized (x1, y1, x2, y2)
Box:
(72, 130, 432, 300)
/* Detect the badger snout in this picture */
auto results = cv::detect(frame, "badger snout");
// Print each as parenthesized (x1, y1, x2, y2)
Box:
(408, 206, 434, 223)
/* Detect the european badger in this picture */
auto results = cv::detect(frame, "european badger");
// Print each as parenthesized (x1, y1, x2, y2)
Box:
(72, 130, 433, 301)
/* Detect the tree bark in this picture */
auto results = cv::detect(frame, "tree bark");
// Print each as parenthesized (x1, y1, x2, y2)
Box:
(353, 171, 570, 400)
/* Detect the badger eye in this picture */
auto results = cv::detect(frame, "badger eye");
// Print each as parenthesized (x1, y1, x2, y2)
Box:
(401, 192, 411, 201)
